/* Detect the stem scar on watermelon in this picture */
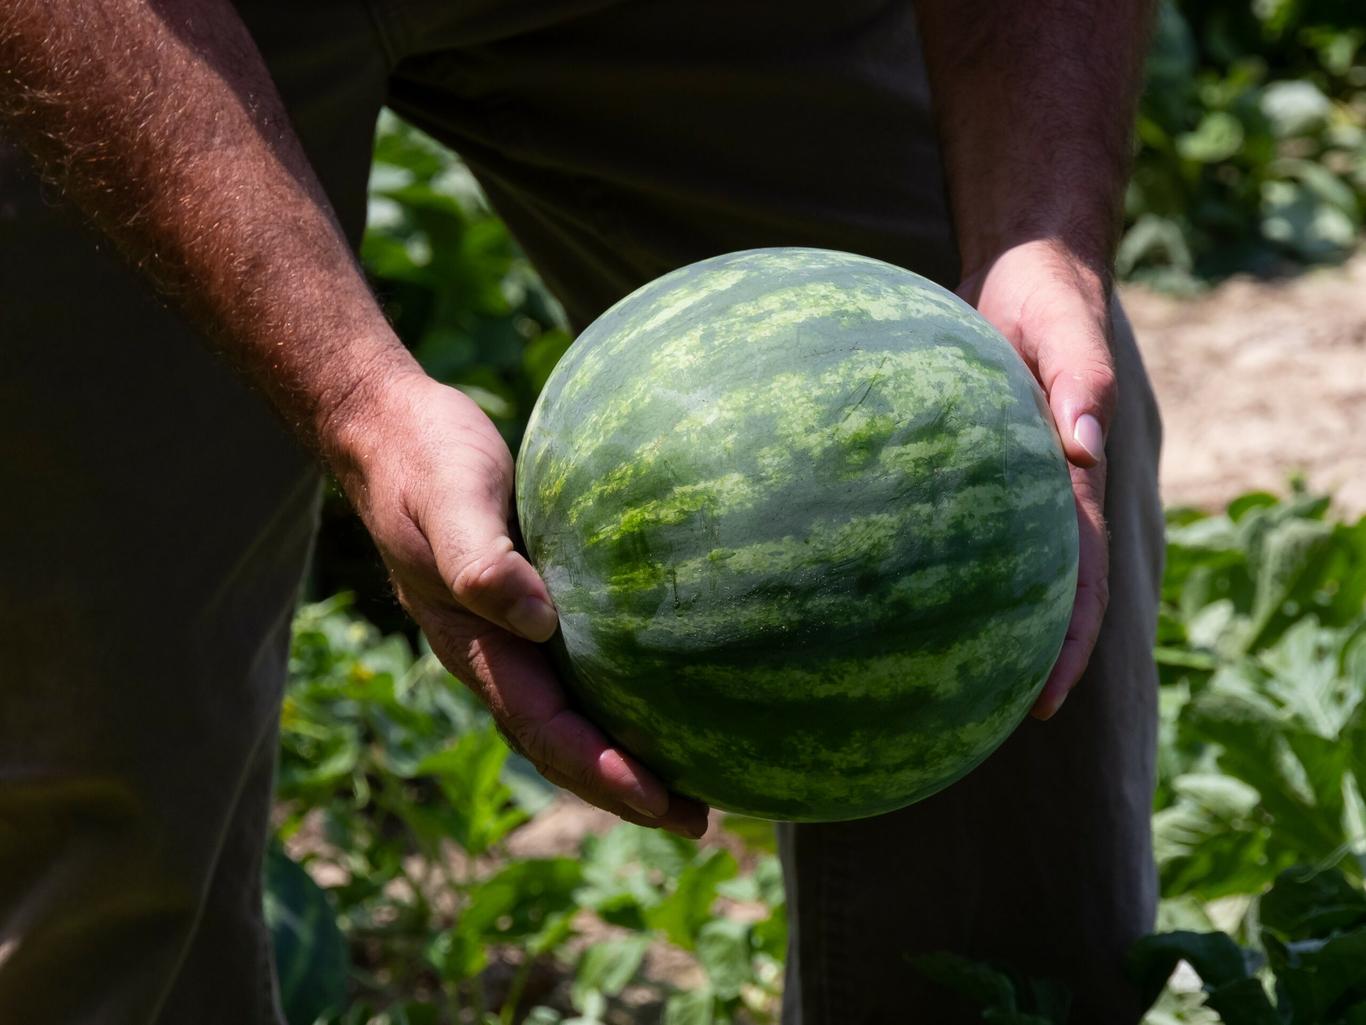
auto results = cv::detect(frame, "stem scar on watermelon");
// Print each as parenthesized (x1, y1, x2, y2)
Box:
(515, 247, 1077, 822)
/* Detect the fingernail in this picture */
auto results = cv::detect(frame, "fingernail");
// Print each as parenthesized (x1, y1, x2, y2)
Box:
(666, 819, 708, 840)
(1073, 414, 1104, 462)
(627, 796, 664, 819)
(601, 750, 668, 818)
(1035, 693, 1066, 720)
(507, 596, 558, 642)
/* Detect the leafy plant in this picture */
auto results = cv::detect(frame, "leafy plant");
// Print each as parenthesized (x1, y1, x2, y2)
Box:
(1123, 1, 1365, 287)
(1131, 863, 1366, 1024)
(908, 951, 1072, 1024)
(275, 595, 566, 1021)
(1153, 488, 1366, 919)
(271, 596, 785, 1024)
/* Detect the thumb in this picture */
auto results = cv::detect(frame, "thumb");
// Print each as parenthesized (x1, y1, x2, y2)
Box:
(424, 494, 560, 644)
(1037, 322, 1117, 469)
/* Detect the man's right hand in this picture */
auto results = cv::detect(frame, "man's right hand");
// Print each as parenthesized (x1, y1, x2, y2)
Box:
(323, 368, 711, 839)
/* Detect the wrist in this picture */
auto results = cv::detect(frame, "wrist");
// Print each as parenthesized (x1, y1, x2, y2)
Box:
(313, 343, 427, 481)
(959, 234, 1113, 309)
(956, 213, 1119, 299)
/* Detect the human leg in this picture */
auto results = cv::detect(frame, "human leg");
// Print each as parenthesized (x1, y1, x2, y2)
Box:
(0, 2, 387, 1018)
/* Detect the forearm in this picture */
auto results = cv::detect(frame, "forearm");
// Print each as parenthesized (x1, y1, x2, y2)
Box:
(915, 0, 1156, 286)
(0, 0, 417, 447)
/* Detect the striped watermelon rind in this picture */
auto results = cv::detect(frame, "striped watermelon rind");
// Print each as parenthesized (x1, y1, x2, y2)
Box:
(515, 248, 1077, 822)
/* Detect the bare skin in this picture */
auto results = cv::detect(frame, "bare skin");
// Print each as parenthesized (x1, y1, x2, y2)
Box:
(0, 0, 1153, 834)
(0, 0, 707, 839)
(917, 0, 1157, 718)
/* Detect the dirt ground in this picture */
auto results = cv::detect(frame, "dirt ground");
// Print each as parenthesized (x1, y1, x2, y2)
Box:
(1122, 253, 1366, 518)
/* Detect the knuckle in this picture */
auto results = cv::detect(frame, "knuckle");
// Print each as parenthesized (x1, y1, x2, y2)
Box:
(1079, 361, 1119, 416)
(494, 719, 533, 762)
(1092, 372, 1119, 412)
(449, 538, 516, 606)
(422, 613, 494, 689)
(498, 706, 548, 763)
(1080, 574, 1111, 612)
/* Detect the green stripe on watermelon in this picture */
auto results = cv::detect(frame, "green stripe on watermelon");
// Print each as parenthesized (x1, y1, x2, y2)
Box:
(516, 247, 1078, 822)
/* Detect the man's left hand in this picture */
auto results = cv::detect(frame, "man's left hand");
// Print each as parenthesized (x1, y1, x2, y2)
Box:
(957, 239, 1117, 720)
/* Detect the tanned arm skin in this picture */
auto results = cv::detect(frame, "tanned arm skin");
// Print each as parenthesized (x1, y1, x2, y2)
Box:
(0, 0, 708, 838)
(915, 0, 1157, 718)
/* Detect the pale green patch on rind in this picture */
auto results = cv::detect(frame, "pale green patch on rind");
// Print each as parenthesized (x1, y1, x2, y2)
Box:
(585, 471, 763, 547)
(560, 344, 1016, 535)
(632, 267, 750, 336)
(564, 468, 1068, 609)
(549, 300, 997, 492)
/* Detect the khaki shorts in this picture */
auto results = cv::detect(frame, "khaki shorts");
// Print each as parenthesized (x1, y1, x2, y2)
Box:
(0, 1, 1163, 1021)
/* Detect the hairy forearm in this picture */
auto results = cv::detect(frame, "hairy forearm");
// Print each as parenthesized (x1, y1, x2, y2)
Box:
(0, 0, 417, 445)
(916, 0, 1156, 285)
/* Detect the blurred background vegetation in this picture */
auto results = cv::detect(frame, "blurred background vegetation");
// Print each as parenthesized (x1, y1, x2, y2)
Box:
(1126, 0, 1365, 284)
(278, 2, 1366, 1022)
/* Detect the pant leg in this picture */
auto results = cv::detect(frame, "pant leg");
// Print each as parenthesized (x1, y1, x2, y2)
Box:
(0, 3, 387, 1020)
(776, 301, 1162, 1025)
(381, 2, 1163, 1020)
(383, 0, 959, 332)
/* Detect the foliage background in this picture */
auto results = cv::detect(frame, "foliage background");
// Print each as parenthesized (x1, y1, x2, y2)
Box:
(278, 2, 1366, 1022)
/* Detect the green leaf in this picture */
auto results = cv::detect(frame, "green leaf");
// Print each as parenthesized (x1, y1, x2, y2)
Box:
(571, 936, 649, 1010)
(263, 845, 348, 1025)
(1184, 676, 1358, 872)
(981, 1013, 1057, 1025)
(434, 858, 582, 982)
(1261, 866, 1366, 940)
(1243, 518, 1337, 651)
(1116, 215, 1194, 276)
(415, 726, 527, 856)
(908, 951, 1017, 1011)
(528, 909, 577, 958)
(523, 329, 572, 395)
(1203, 976, 1281, 1025)
(1229, 493, 1284, 521)
(751, 905, 789, 962)
(1154, 773, 1283, 900)
(645, 848, 738, 949)
(1266, 928, 1366, 1022)
(1261, 179, 1359, 262)
(719, 814, 778, 854)
(695, 919, 754, 999)
(1177, 111, 1245, 163)
(1259, 80, 1333, 139)
(662, 986, 715, 1025)
(576, 825, 694, 929)
(1127, 931, 1254, 1012)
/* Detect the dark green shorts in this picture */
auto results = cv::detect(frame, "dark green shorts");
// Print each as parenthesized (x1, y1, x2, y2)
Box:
(0, 1, 1163, 1021)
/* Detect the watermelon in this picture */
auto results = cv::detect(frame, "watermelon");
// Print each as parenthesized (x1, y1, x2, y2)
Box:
(514, 248, 1078, 822)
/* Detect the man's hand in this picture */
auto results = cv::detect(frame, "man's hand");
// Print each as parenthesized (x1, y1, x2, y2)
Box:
(958, 240, 1115, 719)
(325, 370, 711, 838)
(915, 0, 1154, 712)
(1, 0, 707, 833)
